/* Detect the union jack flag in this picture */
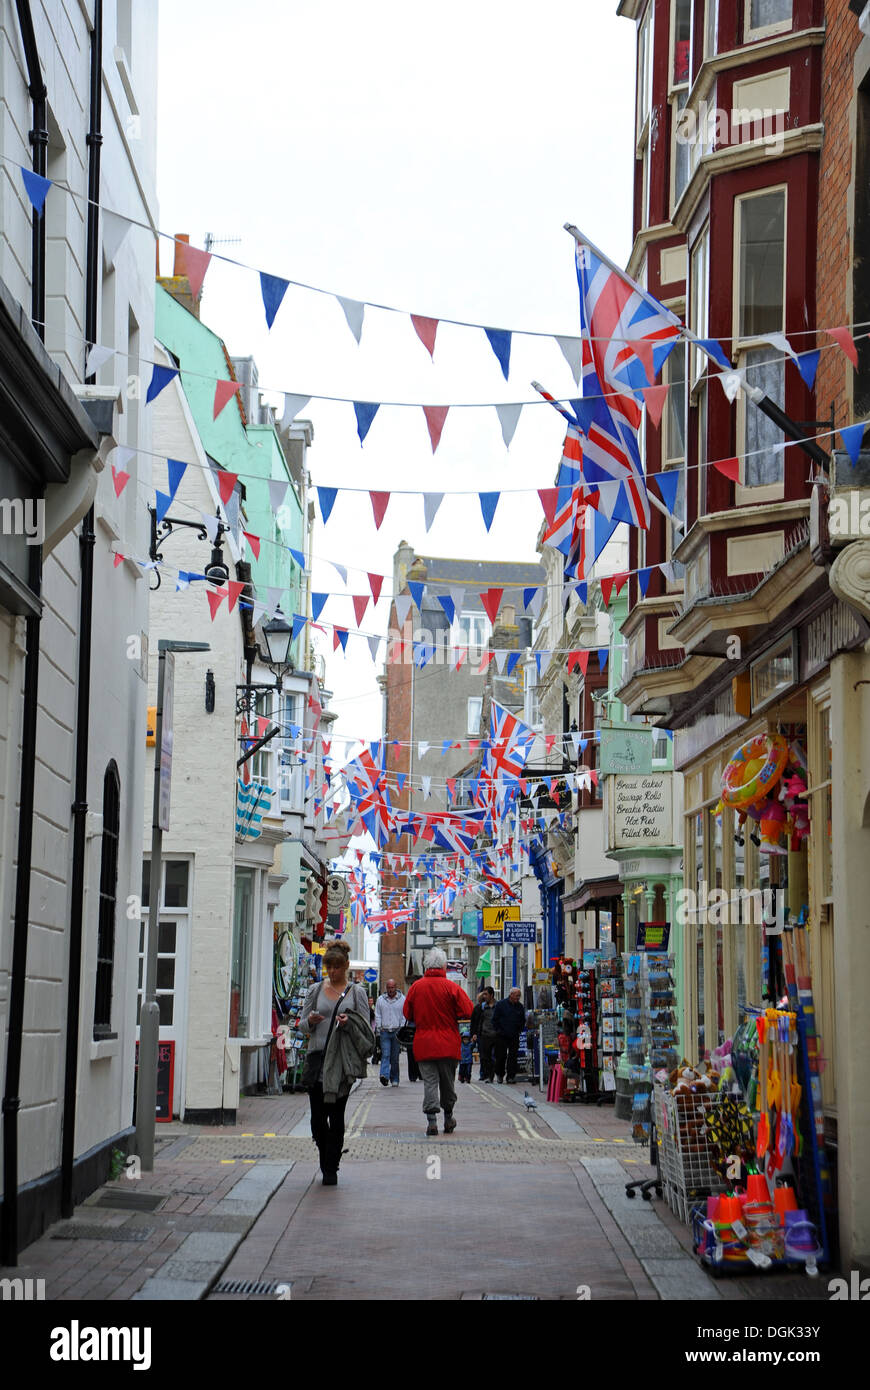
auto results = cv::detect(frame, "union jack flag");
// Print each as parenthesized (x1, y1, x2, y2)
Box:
(343, 744, 392, 848)
(485, 701, 535, 782)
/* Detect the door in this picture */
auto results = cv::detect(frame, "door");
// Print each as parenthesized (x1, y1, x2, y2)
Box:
(139, 857, 191, 1117)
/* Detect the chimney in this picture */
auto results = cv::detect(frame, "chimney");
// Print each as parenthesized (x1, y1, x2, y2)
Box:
(157, 233, 200, 318)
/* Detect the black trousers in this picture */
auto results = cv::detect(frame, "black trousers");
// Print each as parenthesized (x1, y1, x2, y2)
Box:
(494, 1035, 520, 1081)
(308, 1083, 349, 1172)
(478, 1034, 497, 1080)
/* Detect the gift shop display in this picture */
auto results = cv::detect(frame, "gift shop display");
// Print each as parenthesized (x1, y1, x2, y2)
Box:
(596, 952, 624, 1100)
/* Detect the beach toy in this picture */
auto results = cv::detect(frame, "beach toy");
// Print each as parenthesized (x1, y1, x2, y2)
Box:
(774, 1184, 798, 1218)
(784, 1212, 822, 1275)
(756, 1016, 769, 1157)
(745, 1173, 770, 1204)
(759, 799, 787, 854)
(721, 733, 788, 810)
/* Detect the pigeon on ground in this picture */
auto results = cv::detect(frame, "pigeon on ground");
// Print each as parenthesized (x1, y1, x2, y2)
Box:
(523, 1091, 538, 1110)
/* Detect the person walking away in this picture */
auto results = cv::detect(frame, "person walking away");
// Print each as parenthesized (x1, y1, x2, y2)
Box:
(403, 948, 473, 1135)
(493, 987, 526, 1083)
(374, 978, 405, 1087)
(471, 986, 497, 1082)
(458, 1026, 473, 1083)
(299, 941, 373, 1185)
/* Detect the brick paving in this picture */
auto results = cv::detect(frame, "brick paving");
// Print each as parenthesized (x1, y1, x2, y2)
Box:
(0, 1075, 833, 1301)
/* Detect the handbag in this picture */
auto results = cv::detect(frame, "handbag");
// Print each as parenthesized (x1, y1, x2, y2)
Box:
(396, 1006, 416, 1049)
(301, 983, 352, 1089)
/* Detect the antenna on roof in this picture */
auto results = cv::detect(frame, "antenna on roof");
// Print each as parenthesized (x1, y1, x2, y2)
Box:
(204, 232, 242, 254)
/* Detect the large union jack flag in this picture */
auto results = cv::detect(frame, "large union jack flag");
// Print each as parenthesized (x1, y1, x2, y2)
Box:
(485, 701, 535, 782)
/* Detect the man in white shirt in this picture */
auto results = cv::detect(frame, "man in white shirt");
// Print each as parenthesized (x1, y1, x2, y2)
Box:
(374, 979, 406, 1087)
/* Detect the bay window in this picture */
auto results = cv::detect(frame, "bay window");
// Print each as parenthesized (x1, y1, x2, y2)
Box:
(734, 187, 787, 497)
(745, 0, 792, 41)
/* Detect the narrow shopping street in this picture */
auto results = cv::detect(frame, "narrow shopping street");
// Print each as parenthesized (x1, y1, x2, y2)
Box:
(2, 1076, 829, 1304)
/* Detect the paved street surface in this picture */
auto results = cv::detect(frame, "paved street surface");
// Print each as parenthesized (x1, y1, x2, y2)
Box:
(1, 1076, 832, 1301)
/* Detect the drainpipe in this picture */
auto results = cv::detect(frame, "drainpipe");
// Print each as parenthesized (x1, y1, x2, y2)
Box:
(0, 0, 48, 1268)
(60, 0, 102, 1220)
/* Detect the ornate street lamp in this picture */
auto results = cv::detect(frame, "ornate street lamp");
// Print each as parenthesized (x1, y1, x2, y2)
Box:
(261, 608, 295, 692)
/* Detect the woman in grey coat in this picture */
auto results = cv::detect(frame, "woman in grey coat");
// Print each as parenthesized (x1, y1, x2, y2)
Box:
(299, 940, 371, 1185)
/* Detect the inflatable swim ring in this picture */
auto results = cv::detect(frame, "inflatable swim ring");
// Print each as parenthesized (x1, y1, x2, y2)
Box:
(721, 733, 788, 810)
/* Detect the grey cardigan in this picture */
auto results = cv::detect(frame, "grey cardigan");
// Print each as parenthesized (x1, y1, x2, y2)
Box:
(322, 1007, 376, 1104)
(299, 981, 370, 1052)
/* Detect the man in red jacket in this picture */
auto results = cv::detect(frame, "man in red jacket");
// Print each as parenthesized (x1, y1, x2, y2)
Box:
(403, 948, 473, 1136)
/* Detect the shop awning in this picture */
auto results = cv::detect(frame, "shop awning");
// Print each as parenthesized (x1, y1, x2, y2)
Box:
(562, 878, 622, 913)
(475, 949, 492, 976)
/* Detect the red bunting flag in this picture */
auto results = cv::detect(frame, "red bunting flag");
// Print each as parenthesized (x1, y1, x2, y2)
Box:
(111, 465, 130, 498)
(545, 734, 556, 755)
(600, 577, 615, 607)
(467, 739, 479, 752)
(423, 404, 449, 452)
(368, 572, 383, 604)
(446, 778, 456, 801)
(214, 380, 241, 420)
(641, 383, 669, 428)
(352, 594, 369, 626)
(454, 648, 466, 670)
(538, 488, 559, 525)
(333, 626, 348, 652)
(179, 242, 211, 300)
(257, 716, 270, 737)
(206, 588, 226, 621)
(477, 651, 495, 673)
(826, 326, 858, 367)
(227, 580, 247, 612)
(613, 572, 629, 598)
(411, 315, 439, 359)
(566, 649, 590, 676)
(113, 552, 124, 568)
(714, 456, 740, 483)
(242, 530, 261, 559)
(567, 650, 580, 673)
(218, 470, 238, 505)
(632, 337, 656, 385)
(480, 587, 503, 624)
(370, 491, 390, 529)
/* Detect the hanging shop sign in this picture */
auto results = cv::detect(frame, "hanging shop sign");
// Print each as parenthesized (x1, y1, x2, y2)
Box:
(636, 921, 671, 951)
(600, 726, 653, 776)
(608, 774, 673, 848)
(462, 908, 482, 937)
(503, 919, 537, 944)
(482, 904, 520, 929)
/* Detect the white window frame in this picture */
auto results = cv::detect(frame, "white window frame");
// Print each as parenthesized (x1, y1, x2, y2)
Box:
(637, 5, 654, 147)
(671, 89, 691, 213)
(454, 611, 490, 652)
(705, 0, 719, 59)
(744, 0, 793, 44)
(467, 696, 483, 737)
(663, 333, 687, 469)
(733, 184, 787, 502)
(689, 224, 710, 392)
(670, 0, 692, 94)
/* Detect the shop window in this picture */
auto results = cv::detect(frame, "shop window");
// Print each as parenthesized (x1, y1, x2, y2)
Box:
(231, 868, 255, 1037)
(94, 762, 121, 1038)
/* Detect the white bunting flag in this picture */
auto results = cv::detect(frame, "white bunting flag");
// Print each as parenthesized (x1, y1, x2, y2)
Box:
(249, 601, 269, 625)
(423, 492, 444, 531)
(718, 369, 747, 404)
(762, 332, 797, 362)
(331, 561, 348, 587)
(528, 587, 544, 619)
(337, 296, 365, 344)
(395, 594, 413, 628)
(596, 480, 621, 521)
(268, 478, 289, 515)
(281, 393, 311, 428)
(200, 512, 220, 543)
(493, 649, 508, 673)
(495, 402, 522, 449)
(449, 587, 465, 618)
(102, 209, 131, 266)
(418, 742, 430, 758)
(367, 635, 381, 663)
(555, 335, 583, 386)
(266, 586, 284, 615)
(86, 343, 114, 377)
(659, 561, 676, 584)
(421, 776, 432, 800)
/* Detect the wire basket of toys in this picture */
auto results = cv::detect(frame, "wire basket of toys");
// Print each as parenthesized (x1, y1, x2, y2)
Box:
(655, 1066, 728, 1221)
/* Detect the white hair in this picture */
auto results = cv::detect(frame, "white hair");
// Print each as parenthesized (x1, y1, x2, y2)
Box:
(423, 947, 447, 970)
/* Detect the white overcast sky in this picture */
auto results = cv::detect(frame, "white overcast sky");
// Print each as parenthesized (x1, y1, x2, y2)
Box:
(156, 0, 637, 757)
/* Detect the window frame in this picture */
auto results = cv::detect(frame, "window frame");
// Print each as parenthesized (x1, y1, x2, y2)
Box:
(732, 184, 788, 501)
(689, 223, 710, 393)
(744, 0, 793, 43)
(94, 761, 121, 1039)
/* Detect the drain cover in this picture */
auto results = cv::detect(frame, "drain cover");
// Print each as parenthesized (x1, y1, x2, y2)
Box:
(234, 1153, 268, 1160)
(52, 1224, 154, 1242)
(212, 1279, 286, 1296)
(95, 1190, 167, 1212)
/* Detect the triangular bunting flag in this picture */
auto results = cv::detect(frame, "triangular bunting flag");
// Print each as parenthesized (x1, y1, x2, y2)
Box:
(337, 295, 365, 343)
(495, 402, 522, 448)
(762, 331, 797, 362)
(354, 401, 380, 444)
(480, 588, 502, 624)
(317, 487, 338, 523)
(368, 573, 383, 604)
(718, 368, 747, 404)
(260, 271, 290, 329)
(352, 594, 369, 626)
(484, 328, 511, 380)
(85, 343, 114, 377)
(599, 648, 609, 670)
(181, 244, 211, 300)
(600, 576, 615, 607)
(538, 489, 559, 525)
(555, 335, 582, 386)
(693, 337, 732, 371)
(243, 530, 261, 559)
(206, 588, 226, 621)
(291, 613, 307, 643)
(331, 561, 348, 586)
(493, 649, 508, 673)
(282, 393, 311, 427)
(794, 350, 821, 390)
(422, 492, 443, 532)
(535, 651, 552, 678)
(632, 336, 656, 385)
(411, 314, 439, 358)
(154, 490, 172, 525)
(650, 470, 680, 515)
(713, 456, 740, 483)
(395, 594, 413, 628)
(200, 512, 220, 543)
(596, 480, 621, 522)
(311, 592, 328, 622)
(218, 471, 238, 506)
(214, 380, 241, 420)
(659, 561, 676, 584)
(522, 585, 539, 611)
(642, 383, 669, 428)
(367, 635, 381, 662)
(20, 166, 51, 215)
(479, 492, 500, 532)
(288, 547, 306, 570)
(146, 364, 178, 403)
(477, 651, 495, 674)
(613, 572, 629, 598)
(333, 626, 349, 653)
(268, 478, 289, 515)
(506, 651, 522, 676)
(111, 465, 130, 498)
(227, 580, 247, 612)
(826, 326, 858, 367)
(437, 594, 455, 625)
(166, 457, 187, 501)
(841, 422, 866, 466)
(408, 580, 425, 612)
(637, 566, 653, 597)
(113, 552, 124, 569)
(370, 491, 390, 529)
(101, 209, 130, 265)
(423, 404, 449, 452)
